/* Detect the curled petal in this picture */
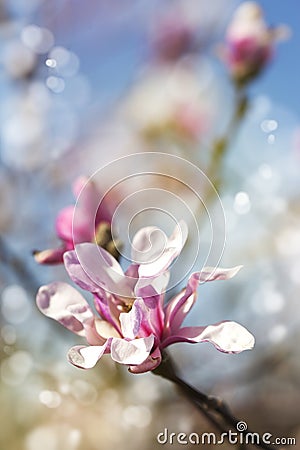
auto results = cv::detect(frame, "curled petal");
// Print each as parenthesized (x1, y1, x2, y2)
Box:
(131, 226, 165, 264)
(197, 265, 243, 282)
(138, 220, 188, 278)
(162, 321, 255, 353)
(110, 335, 154, 365)
(68, 342, 109, 369)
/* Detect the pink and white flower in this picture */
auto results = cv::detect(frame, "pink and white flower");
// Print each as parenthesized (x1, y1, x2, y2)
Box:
(221, 2, 289, 84)
(36, 222, 254, 373)
(34, 176, 113, 264)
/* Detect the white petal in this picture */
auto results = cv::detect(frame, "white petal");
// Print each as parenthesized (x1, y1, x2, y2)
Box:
(67, 343, 108, 369)
(168, 321, 255, 353)
(131, 226, 166, 264)
(198, 265, 243, 282)
(138, 220, 188, 278)
(110, 335, 154, 365)
(119, 300, 144, 339)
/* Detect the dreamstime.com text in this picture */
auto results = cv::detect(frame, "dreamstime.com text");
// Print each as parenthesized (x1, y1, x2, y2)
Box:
(157, 422, 296, 446)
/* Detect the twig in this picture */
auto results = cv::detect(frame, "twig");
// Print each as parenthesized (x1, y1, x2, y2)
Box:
(207, 86, 248, 191)
(153, 352, 277, 450)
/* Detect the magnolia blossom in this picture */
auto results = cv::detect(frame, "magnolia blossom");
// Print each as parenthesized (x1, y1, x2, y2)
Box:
(222, 2, 289, 84)
(34, 176, 113, 264)
(36, 222, 254, 373)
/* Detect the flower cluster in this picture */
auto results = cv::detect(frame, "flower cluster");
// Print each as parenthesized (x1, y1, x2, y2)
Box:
(36, 222, 254, 374)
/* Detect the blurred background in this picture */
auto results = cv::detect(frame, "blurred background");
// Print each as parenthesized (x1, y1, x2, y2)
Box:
(0, 0, 300, 449)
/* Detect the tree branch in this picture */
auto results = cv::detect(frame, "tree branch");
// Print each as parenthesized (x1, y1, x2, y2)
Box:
(153, 352, 277, 450)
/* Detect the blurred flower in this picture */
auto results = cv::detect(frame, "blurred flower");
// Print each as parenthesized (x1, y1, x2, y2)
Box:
(150, 13, 195, 62)
(220, 2, 290, 85)
(120, 67, 213, 145)
(34, 176, 115, 264)
(36, 222, 254, 373)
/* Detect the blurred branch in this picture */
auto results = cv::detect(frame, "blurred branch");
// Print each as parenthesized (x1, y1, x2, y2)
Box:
(153, 352, 277, 450)
(0, 236, 40, 296)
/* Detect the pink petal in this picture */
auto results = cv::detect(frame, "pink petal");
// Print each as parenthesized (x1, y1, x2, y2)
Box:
(125, 263, 139, 278)
(72, 176, 90, 198)
(110, 335, 154, 365)
(162, 321, 255, 353)
(164, 266, 243, 333)
(135, 271, 170, 300)
(72, 176, 98, 217)
(67, 342, 109, 369)
(137, 221, 188, 278)
(36, 282, 103, 344)
(135, 284, 162, 309)
(134, 275, 169, 338)
(164, 273, 199, 333)
(70, 243, 133, 297)
(33, 247, 65, 264)
(64, 177, 97, 245)
(73, 176, 112, 229)
(93, 292, 122, 333)
(134, 292, 165, 339)
(120, 295, 164, 340)
(36, 282, 91, 335)
(57, 203, 94, 245)
(64, 249, 102, 294)
(129, 346, 162, 373)
(55, 206, 74, 242)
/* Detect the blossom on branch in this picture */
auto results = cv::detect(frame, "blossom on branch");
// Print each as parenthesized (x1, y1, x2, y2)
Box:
(220, 1, 289, 85)
(36, 222, 254, 373)
(33, 176, 116, 264)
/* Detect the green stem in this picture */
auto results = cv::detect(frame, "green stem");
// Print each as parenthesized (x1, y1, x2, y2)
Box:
(207, 87, 249, 193)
